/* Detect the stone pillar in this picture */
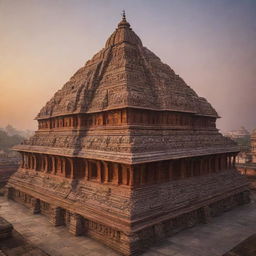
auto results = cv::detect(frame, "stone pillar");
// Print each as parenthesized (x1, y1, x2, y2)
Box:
(154, 223, 165, 240)
(69, 158, 74, 179)
(21, 153, 24, 168)
(221, 155, 225, 170)
(72, 158, 75, 178)
(62, 158, 66, 176)
(113, 163, 119, 185)
(207, 157, 211, 174)
(129, 167, 134, 186)
(217, 156, 221, 171)
(32, 154, 35, 170)
(134, 165, 140, 185)
(156, 162, 162, 182)
(228, 155, 232, 169)
(50, 206, 64, 226)
(51, 156, 56, 174)
(205, 157, 209, 174)
(168, 161, 173, 181)
(69, 212, 84, 236)
(224, 154, 228, 169)
(28, 154, 31, 169)
(24, 153, 27, 169)
(31, 154, 34, 169)
(242, 191, 251, 204)
(140, 165, 146, 185)
(199, 206, 212, 224)
(119, 232, 140, 256)
(232, 154, 236, 167)
(180, 159, 186, 178)
(210, 156, 214, 171)
(5, 186, 13, 200)
(121, 164, 129, 185)
(44, 156, 48, 172)
(31, 198, 40, 214)
(85, 160, 89, 180)
(96, 161, 102, 183)
(77, 116, 82, 128)
(47, 120, 50, 129)
(200, 159, 204, 175)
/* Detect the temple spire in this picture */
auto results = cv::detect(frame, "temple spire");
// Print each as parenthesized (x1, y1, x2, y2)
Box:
(122, 10, 126, 21)
(118, 10, 130, 28)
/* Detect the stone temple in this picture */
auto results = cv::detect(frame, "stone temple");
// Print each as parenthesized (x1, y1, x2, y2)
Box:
(7, 13, 250, 255)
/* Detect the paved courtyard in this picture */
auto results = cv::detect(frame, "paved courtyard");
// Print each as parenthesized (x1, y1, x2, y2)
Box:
(0, 193, 256, 256)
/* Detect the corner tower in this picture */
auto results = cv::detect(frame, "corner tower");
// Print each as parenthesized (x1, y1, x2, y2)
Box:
(8, 14, 249, 255)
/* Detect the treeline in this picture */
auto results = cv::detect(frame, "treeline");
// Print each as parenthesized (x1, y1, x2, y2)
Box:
(0, 130, 24, 152)
(232, 135, 251, 152)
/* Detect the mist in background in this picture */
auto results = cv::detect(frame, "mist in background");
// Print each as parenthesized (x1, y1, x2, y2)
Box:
(0, 0, 255, 132)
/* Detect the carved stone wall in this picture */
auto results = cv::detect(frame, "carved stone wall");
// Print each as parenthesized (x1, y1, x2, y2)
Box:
(37, 109, 217, 131)
(8, 186, 250, 255)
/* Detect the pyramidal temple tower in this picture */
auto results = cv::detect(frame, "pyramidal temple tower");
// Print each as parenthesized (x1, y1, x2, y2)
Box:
(8, 13, 250, 255)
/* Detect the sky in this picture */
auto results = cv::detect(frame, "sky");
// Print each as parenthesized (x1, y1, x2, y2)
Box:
(0, 0, 255, 132)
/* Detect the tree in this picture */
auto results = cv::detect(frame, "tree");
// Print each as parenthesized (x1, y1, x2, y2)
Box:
(0, 130, 24, 152)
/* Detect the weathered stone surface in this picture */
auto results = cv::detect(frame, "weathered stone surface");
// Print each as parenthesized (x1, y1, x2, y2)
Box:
(0, 217, 13, 239)
(0, 216, 48, 256)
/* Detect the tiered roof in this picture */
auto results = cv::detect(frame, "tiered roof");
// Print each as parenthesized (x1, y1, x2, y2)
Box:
(37, 14, 218, 120)
(14, 14, 238, 163)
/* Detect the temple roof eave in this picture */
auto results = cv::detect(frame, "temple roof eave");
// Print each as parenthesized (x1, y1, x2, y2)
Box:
(13, 144, 239, 165)
(35, 106, 219, 121)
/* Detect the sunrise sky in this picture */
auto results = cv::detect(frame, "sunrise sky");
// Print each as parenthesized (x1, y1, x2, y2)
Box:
(0, 0, 255, 132)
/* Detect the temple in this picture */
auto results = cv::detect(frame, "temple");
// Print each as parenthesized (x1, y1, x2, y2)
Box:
(7, 13, 250, 255)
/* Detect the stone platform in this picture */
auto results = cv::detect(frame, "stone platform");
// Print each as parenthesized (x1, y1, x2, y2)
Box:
(0, 192, 256, 256)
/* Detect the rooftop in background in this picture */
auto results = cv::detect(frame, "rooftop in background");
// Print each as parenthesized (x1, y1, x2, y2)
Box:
(225, 126, 250, 139)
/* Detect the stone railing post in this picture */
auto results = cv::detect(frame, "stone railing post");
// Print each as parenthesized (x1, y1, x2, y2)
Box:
(199, 206, 212, 224)
(50, 206, 64, 226)
(69, 212, 84, 236)
(31, 198, 40, 214)
(5, 186, 13, 200)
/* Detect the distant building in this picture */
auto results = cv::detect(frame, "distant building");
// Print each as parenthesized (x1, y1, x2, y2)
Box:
(237, 128, 256, 190)
(251, 129, 256, 163)
(225, 126, 250, 139)
(225, 127, 251, 165)
(237, 152, 251, 164)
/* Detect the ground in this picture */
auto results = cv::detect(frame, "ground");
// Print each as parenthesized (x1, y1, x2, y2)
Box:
(0, 193, 256, 256)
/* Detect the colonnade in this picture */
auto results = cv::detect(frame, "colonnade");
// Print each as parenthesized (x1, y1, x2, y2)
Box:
(19, 152, 237, 187)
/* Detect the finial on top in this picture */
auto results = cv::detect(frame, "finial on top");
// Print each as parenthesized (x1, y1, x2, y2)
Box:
(122, 10, 126, 21)
(118, 10, 130, 28)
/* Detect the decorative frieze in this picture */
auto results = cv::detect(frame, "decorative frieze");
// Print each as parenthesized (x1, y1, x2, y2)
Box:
(85, 219, 121, 242)
(38, 108, 217, 131)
